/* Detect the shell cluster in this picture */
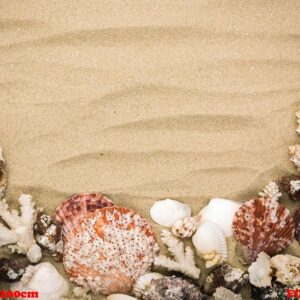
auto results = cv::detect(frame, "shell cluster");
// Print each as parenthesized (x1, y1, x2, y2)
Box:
(232, 197, 295, 262)
(55, 193, 159, 295)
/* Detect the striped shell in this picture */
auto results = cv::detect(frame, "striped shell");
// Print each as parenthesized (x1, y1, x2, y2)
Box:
(55, 193, 114, 240)
(232, 197, 295, 262)
(294, 208, 300, 244)
(55, 195, 159, 295)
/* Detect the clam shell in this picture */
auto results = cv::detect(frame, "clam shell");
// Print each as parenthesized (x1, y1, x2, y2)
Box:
(232, 197, 295, 262)
(54, 192, 114, 240)
(203, 264, 249, 295)
(294, 207, 300, 243)
(62, 206, 159, 295)
(192, 221, 228, 259)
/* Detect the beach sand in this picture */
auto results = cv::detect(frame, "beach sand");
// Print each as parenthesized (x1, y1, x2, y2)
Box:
(0, 1, 300, 299)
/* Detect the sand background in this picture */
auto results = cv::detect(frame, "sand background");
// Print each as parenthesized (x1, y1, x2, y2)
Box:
(0, 1, 300, 299)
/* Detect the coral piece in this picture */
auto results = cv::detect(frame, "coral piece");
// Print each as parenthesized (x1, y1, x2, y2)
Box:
(150, 199, 191, 227)
(172, 216, 200, 238)
(154, 230, 200, 279)
(0, 147, 7, 200)
(55, 192, 114, 240)
(11, 262, 69, 300)
(192, 221, 227, 260)
(34, 209, 63, 261)
(0, 194, 42, 263)
(0, 255, 29, 282)
(133, 273, 163, 299)
(279, 175, 300, 201)
(270, 254, 300, 286)
(248, 252, 272, 288)
(61, 205, 159, 295)
(136, 275, 205, 300)
(294, 208, 300, 243)
(259, 182, 282, 201)
(232, 197, 295, 262)
(213, 287, 243, 300)
(203, 264, 249, 295)
(289, 145, 300, 171)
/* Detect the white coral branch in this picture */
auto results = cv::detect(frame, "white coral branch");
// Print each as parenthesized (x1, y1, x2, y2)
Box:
(154, 230, 200, 279)
(259, 182, 282, 201)
(0, 195, 41, 263)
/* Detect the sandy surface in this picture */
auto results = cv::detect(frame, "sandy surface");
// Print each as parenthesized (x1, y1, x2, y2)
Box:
(0, 1, 300, 299)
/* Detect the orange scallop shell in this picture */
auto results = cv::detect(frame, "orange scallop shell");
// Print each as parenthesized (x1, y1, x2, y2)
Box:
(232, 197, 295, 262)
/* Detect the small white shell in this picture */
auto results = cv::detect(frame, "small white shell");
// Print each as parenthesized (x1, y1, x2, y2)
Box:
(133, 272, 164, 298)
(107, 295, 137, 300)
(172, 216, 198, 238)
(248, 252, 272, 288)
(150, 199, 191, 227)
(192, 221, 227, 259)
(199, 198, 241, 237)
(11, 262, 69, 300)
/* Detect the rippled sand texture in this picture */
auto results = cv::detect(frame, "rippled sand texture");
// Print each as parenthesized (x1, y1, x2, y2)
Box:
(1, 1, 300, 299)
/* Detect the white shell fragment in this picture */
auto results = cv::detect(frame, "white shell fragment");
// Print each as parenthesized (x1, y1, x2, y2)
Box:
(150, 199, 191, 227)
(107, 295, 137, 300)
(199, 198, 241, 237)
(192, 221, 227, 259)
(133, 273, 163, 299)
(11, 262, 69, 300)
(248, 252, 272, 288)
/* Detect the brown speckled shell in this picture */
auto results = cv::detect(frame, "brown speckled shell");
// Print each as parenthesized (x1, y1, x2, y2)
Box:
(232, 197, 295, 262)
(61, 206, 159, 295)
(294, 208, 300, 244)
(203, 264, 249, 295)
(55, 192, 114, 240)
(279, 175, 300, 201)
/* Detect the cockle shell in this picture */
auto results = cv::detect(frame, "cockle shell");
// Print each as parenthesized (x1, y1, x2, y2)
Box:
(192, 221, 227, 259)
(248, 252, 272, 288)
(199, 198, 242, 237)
(294, 208, 300, 243)
(11, 262, 69, 300)
(150, 199, 191, 227)
(0, 147, 7, 199)
(204, 264, 249, 295)
(232, 197, 295, 262)
(172, 216, 200, 238)
(279, 175, 300, 201)
(56, 195, 159, 295)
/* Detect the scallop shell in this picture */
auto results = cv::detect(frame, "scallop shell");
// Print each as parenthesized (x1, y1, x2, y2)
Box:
(61, 206, 159, 295)
(294, 207, 300, 243)
(55, 192, 114, 240)
(232, 197, 295, 262)
(0, 147, 7, 199)
(203, 264, 249, 295)
(279, 175, 300, 201)
(192, 221, 228, 259)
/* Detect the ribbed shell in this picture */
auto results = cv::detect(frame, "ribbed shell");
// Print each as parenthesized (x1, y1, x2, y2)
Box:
(232, 197, 295, 262)
(294, 208, 300, 243)
(54, 193, 114, 240)
(60, 205, 159, 295)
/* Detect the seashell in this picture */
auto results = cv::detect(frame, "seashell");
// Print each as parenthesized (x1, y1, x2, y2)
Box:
(150, 198, 191, 227)
(172, 216, 199, 238)
(0, 147, 7, 200)
(107, 295, 137, 300)
(203, 264, 249, 295)
(270, 254, 300, 286)
(133, 272, 164, 299)
(248, 252, 272, 288)
(294, 208, 300, 243)
(198, 198, 242, 237)
(279, 175, 300, 201)
(61, 205, 159, 295)
(0, 255, 29, 282)
(34, 209, 63, 261)
(11, 262, 69, 300)
(203, 251, 224, 269)
(137, 275, 206, 299)
(232, 197, 295, 262)
(192, 221, 228, 259)
(54, 192, 114, 240)
(213, 287, 243, 300)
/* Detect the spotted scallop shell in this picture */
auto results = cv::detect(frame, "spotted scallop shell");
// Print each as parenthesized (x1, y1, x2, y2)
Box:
(232, 197, 295, 262)
(56, 198, 159, 295)
(55, 193, 114, 240)
(294, 208, 300, 244)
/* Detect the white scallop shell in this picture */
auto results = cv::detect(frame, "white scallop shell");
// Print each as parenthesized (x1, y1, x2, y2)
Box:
(248, 252, 272, 288)
(192, 221, 227, 259)
(199, 198, 241, 237)
(150, 199, 191, 227)
(107, 295, 137, 300)
(11, 262, 69, 300)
